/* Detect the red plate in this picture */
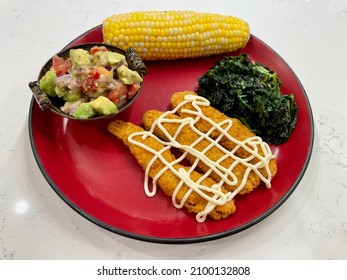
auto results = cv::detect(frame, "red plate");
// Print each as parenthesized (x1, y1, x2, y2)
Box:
(28, 25, 313, 243)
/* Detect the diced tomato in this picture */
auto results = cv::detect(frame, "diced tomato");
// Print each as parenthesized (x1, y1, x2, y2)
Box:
(81, 69, 97, 92)
(106, 84, 129, 104)
(90, 46, 108, 54)
(88, 68, 100, 80)
(81, 66, 112, 93)
(52, 55, 71, 76)
(128, 83, 141, 98)
(81, 76, 97, 93)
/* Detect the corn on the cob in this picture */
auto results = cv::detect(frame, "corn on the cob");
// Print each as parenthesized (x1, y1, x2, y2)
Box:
(102, 11, 250, 60)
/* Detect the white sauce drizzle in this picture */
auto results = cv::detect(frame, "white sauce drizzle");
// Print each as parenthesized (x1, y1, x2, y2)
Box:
(128, 95, 275, 222)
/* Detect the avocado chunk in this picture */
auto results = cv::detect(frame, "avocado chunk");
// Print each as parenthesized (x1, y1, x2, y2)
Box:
(70, 49, 91, 68)
(94, 51, 108, 66)
(73, 102, 96, 119)
(89, 96, 118, 115)
(62, 90, 82, 102)
(55, 86, 66, 98)
(107, 52, 126, 65)
(117, 65, 143, 85)
(39, 70, 57, 97)
(60, 100, 83, 115)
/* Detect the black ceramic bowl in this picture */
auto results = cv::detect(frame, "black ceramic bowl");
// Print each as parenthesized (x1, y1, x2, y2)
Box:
(29, 43, 147, 120)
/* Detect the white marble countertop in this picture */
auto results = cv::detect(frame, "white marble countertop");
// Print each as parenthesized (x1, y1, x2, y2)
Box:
(1, 0, 346, 260)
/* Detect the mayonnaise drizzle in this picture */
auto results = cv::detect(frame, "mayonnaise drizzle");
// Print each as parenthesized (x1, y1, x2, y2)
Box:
(128, 95, 275, 222)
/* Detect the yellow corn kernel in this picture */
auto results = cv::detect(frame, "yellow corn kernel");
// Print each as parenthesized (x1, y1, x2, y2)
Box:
(103, 11, 250, 60)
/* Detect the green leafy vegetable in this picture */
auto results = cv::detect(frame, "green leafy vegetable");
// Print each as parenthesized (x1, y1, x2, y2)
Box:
(196, 54, 298, 144)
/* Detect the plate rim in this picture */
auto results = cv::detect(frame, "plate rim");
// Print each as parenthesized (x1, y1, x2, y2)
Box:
(28, 25, 314, 244)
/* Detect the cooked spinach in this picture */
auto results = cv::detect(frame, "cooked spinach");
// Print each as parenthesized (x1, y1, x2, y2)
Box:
(196, 54, 298, 144)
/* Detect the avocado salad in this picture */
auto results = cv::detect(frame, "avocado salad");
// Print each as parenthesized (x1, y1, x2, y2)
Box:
(39, 46, 143, 119)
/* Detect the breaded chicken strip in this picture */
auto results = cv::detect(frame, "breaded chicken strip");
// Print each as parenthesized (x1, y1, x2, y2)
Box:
(170, 91, 277, 178)
(108, 120, 236, 221)
(142, 110, 262, 194)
